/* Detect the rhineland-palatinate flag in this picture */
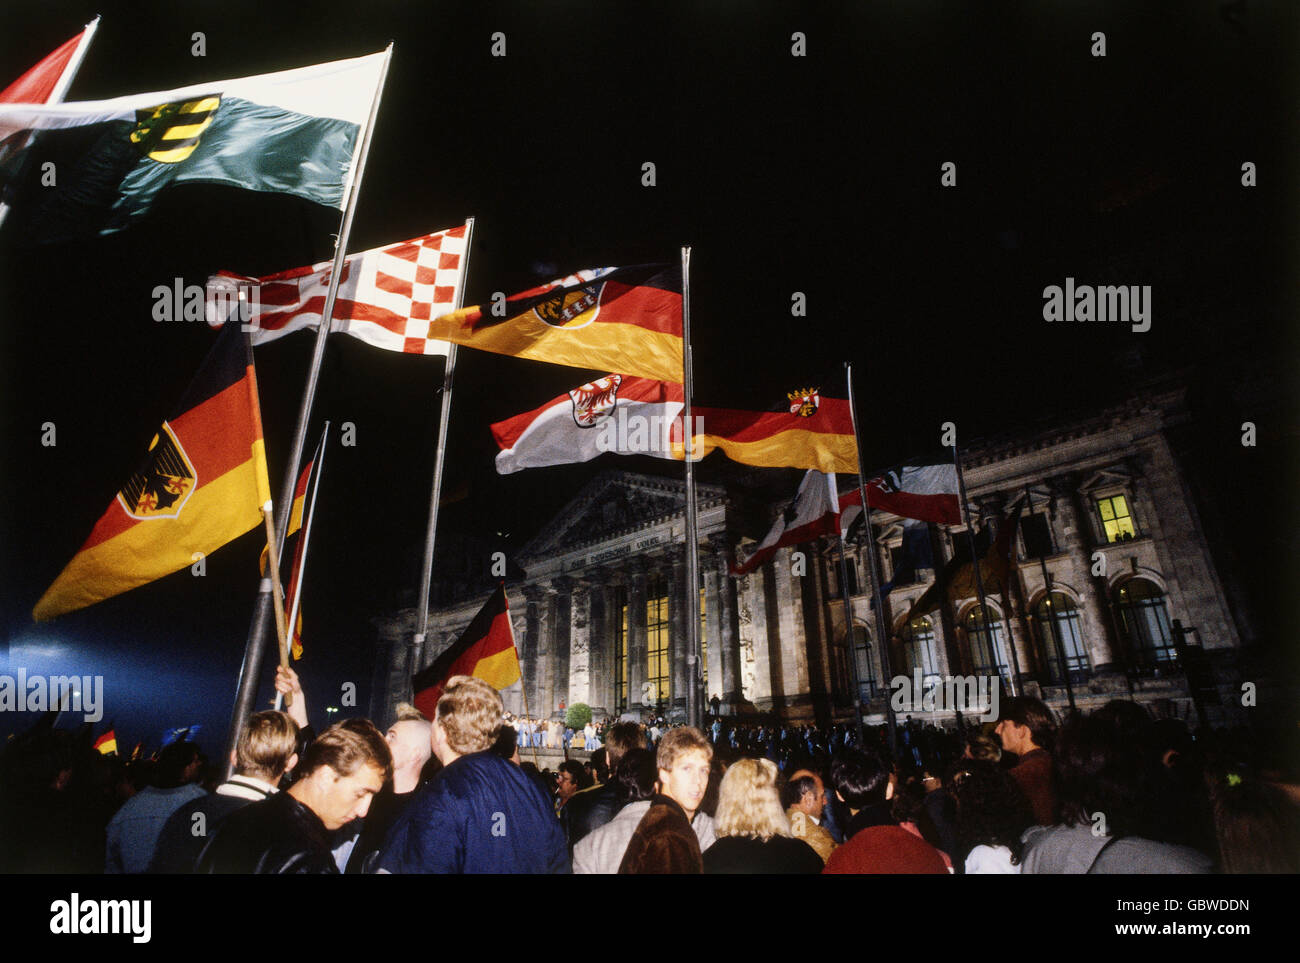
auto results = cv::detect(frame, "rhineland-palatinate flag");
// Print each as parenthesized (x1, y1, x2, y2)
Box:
(412, 583, 522, 720)
(680, 381, 857, 474)
(732, 471, 841, 576)
(491, 375, 685, 474)
(206, 225, 468, 356)
(0, 51, 385, 240)
(425, 264, 684, 383)
(33, 320, 272, 621)
(838, 455, 961, 526)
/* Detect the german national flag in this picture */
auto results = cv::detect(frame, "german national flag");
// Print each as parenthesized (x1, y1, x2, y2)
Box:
(33, 320, 271, 621)
(425, 264, 683, 383)
(677, 378, 858, 474)
(92, 726, 117, 756)
(412, 583, 521, 721)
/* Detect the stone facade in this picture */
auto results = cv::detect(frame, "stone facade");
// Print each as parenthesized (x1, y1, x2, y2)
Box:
(372, 384, 1257, 731)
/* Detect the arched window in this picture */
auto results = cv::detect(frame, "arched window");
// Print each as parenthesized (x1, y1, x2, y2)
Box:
(965, 605, 1011, 688)
(1034, 592, 1090, 684)
(844, 622, 877, 701)
(901, 616, 941, 686)
(1116, 579, 1176, 669)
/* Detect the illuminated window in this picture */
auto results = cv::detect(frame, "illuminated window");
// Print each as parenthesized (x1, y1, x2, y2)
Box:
(1095, 494, 1136, 543)
(901, 616, 941, 686)
(965, 605, 1011, 688)
(1034, 592, 1090, 683)
(646, 577, 670, 709)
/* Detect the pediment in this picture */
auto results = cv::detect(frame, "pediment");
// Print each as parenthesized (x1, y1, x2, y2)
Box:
(518, 470, 725, 561)
(1078, 465, 1133, 493)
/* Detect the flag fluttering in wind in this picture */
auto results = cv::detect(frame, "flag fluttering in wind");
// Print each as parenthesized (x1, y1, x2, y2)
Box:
(207, 225, 469, 355)
(731, 471, 841, 576)
(92, 726, 117, 756)
(491, 375, 685, 474)
(0, 20, 97, 105)
(425, 264, 684, 383)
(0, 51, 385, 240)
(33, 319, 271, 621)
(412, 583, 522, 720)
(900, 505, 1023, 623)
(839, 456, 961, 526)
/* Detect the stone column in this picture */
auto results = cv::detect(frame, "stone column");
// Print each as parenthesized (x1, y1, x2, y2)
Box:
(626, 558, 649, 714)
(584, 570, 612, 716)
(521, 585, 545, 716)
(669, 554, 688, 717)
(569, 579, 592, 709)
(1050, 473, 1117, 671)
(702, 559, 723, 701)
(552, 575, 574, 713)
(707, 535, 744, 704)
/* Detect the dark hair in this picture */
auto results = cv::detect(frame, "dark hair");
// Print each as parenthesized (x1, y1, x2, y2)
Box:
(1054, 713, 1155, 838)
(299, 719, 393, 783)
(613, 748, 657, 803)
(558, 759, 592, 790)
(603, 721, 643, 770)
(953, 760, 1036, 865)
(782, 774, 819, 810)
(154, 742, 202, 788)
(489, 724, 517, 760)
(830, 749, 889, 810)
(1000, 697, 1057, 752)
(1209, 764, 1300, 874)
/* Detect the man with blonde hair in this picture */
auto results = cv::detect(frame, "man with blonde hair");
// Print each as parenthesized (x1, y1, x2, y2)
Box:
(377, 675, 568, 873)
(619, 726, 715, 873)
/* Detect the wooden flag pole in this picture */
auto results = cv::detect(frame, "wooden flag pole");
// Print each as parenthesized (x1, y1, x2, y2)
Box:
(260, 502, 292, 706)
(412, 216, 476, 690)
(224, 46, 392, 779)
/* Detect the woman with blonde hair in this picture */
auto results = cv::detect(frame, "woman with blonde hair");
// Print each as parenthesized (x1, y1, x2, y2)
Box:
(702, 757, 823, 874)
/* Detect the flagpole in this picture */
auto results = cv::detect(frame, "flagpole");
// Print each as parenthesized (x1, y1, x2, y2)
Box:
(681, 246, 702, 729)
(224, 45, 393, 779)
(951, 441, 1013, 696)
(833, 523, 867, 747)
(0, 15, 100, 232)
(259, 504, 292, 683)
(1026, 482, 1076, 712)
(274, 423, 330, 711)
(412, 216, 476, 690)
(844, 362, 896, 756)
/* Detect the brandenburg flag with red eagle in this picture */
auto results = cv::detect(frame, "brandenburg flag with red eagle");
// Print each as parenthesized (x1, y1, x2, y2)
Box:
(424, 264, 683, 383)
(412, 583, 522, 720)
(33, 319, 272, 621)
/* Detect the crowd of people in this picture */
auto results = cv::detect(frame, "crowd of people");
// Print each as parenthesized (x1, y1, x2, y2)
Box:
(1, 667, 1297, 874)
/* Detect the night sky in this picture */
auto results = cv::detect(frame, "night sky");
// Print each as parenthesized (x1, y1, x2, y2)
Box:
(1, 1, 1295, 754)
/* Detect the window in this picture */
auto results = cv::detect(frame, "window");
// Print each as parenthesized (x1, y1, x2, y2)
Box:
(901, 616, 941, 686)
(950, 527, 991, 564)
(646, 576, 670, 709)
(1116, 579, 1176, 670)
(889, 544, 917, 586)
(1020, 512, 1054, 559)
(614, 587, 628, 713)
(850, 623, 877, 701)
(965, 605, 1012, 688)
(1095, 494, 1136, 543)
(1034, 592, 1090, 684)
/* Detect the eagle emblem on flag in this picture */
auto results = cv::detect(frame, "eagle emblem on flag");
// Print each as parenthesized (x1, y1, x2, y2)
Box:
(532, 282, 604, 330)
(787, 387, 820, 418)
(569, 375, 622, 428)
(130, 95, 221, 163)
(117, 423, 196, 520)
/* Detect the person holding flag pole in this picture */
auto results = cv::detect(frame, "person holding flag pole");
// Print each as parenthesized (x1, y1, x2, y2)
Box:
(223, 45, 394, 780)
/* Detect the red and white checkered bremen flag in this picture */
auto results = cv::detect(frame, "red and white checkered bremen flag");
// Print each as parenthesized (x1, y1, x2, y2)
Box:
(205, 223, 468, 356)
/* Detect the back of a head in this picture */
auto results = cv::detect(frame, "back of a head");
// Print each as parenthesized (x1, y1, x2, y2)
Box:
(965, 727, 1002, 763)
(830, 748, 889, 811)
(1001, 697, 1057, 752)
(436, 675, 504, 756)
(953, 759, 1035, 863)
(1055, 713, 1152, 837)
(490, 723, 518, 760)
(154, 741, 202, 788)
(235, 711, 299, 783)
(1209, 765, 1300, 874)
(300, 719, 393, 784)
(656, 726, 712, 772)
(603, 721, 642, 771)
(613, 748, 658, 803)
(781, 773, 819, 811)
(715, 757, 789, 840)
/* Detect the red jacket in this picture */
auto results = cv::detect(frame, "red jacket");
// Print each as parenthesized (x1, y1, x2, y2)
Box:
(822, 824, 949, 875)
(1010, 749, 1057, 826)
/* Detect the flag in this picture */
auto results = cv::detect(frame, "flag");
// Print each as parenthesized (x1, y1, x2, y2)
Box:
(870, 519, 933, 606)
(284, 428, 327, 660)
(839, 455, 961, 526)
(33, 319, 272, 621)
(207, 225, 468, 356)
(0, 51, 385, 240)
(732, 471, 840, 576)
(680, 381, 857, 474)
(425, 264, 683, 383)
(129, 741, 144, 761)
(160, 725, 198, 747)
(0, 20, 98, 168)
(901, 506, 1023, 623)
(491, 375, 684, 474)
(412, 583, 522, 720)
(92, 726, 117, 755)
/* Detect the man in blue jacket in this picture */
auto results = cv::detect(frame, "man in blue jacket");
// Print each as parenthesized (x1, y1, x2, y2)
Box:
(377, 675, 569, 874)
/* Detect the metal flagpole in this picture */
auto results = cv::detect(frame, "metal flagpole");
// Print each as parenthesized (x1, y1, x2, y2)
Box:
(1026, 482, 1076, 712)
(681, 246, 702, 729)
(951, 441, 1016, 697)
(844, 362, 897, 756)
(0, 15, 100, 232)
(224, 45, 393, 778)
(412, 217, 476, 688)
(274, 422, 330, 712)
